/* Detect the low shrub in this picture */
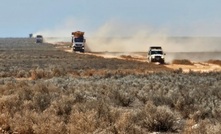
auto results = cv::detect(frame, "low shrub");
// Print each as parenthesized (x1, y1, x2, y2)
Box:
(113, 89, 135, 107)
(30, 69, 45, 80)
(30, 66, 67, 80)
(1, 70, 221, 133)
(16, 70, 30, 78)
(68, 110, 98, 134)
(141, 102, 178, 132)
(172, 59, 193, 65)
(207, 59, 221, 66)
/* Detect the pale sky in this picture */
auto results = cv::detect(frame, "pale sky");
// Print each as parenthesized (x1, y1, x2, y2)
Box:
(0, 0, 221, 37)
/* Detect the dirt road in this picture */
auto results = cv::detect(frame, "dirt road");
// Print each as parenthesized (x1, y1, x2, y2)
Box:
(56, 43, 221, 72)
(82, 52, 221, 72)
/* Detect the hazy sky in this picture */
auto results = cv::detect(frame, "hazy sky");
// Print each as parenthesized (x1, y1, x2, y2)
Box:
(1, 0, 221, 37)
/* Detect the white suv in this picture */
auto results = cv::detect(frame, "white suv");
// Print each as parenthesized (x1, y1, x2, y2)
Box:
(147, 46, 165, 64)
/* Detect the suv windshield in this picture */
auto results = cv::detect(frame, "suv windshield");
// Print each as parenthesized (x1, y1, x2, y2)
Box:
(150, 51, 163, 55)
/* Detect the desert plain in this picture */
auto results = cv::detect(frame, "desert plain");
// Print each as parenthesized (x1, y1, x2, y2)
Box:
(0, 38, 221, 133)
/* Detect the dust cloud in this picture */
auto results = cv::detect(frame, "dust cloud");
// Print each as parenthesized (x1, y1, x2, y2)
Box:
(33, 18, 84, 44)
(33, 19, 221, 62)
(87, 21, 221, 53)
(33, 19, 221, 52)
(87, 21, 221, 62)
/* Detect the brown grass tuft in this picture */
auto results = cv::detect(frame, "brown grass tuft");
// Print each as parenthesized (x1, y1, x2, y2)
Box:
(30, 69, 45, 80)
(207, 59, 221, 66)
(172, 59, 193, 65)
(141, 102, 178, 132)
(69, 110, 98, 134)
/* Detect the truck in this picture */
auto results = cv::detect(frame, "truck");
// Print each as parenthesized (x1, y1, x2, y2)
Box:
(147, 46, 165, 64)
(71, 31, 86, 52)
(36, 35, 43, 43)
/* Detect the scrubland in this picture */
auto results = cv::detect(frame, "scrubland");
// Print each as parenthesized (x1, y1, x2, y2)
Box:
(0, 38, 221, 134)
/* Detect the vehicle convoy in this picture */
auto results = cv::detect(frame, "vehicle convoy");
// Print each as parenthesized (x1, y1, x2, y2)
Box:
(36, 35, 43, 43)
(71, 31, 86, 52)
(147, 46, 165, 64)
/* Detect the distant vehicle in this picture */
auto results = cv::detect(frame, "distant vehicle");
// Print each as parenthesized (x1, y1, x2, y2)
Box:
(71, 31, 86, 52)
(147, 46, 165, 64)
(29, 33, 33, 38)
(36, 35, 43, 43)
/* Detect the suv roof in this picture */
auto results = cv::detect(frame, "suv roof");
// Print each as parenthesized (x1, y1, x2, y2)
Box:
(150, 46, 162, 49)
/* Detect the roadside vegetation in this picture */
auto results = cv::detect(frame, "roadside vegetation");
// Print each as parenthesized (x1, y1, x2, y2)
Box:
(172, 59, 193, 65)
(0, 38, 221, 133)
(1, 71, 221, 134)
(207, 59, 221, 66)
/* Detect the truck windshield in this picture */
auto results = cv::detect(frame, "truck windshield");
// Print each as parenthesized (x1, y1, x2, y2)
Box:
(151, 51, 163, 55)
(74, 38, 84, 42)
(36, 35, 42, 38)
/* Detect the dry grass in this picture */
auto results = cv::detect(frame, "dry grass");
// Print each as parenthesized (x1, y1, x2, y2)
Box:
(1, 71, 221, 133)
(141, 101, 178, 132)
(207, 59, 221, 66)
(0, 38, 221, 133)
(172, 59, 193, 65)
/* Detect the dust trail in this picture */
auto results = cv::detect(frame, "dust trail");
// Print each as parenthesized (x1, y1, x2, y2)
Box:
(33, 19, 221, 62)
(87, 21, 221, 53)
(86, 21, 168, 52)
(33, 18, 85, 44)
(33, 19, 221, 52)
